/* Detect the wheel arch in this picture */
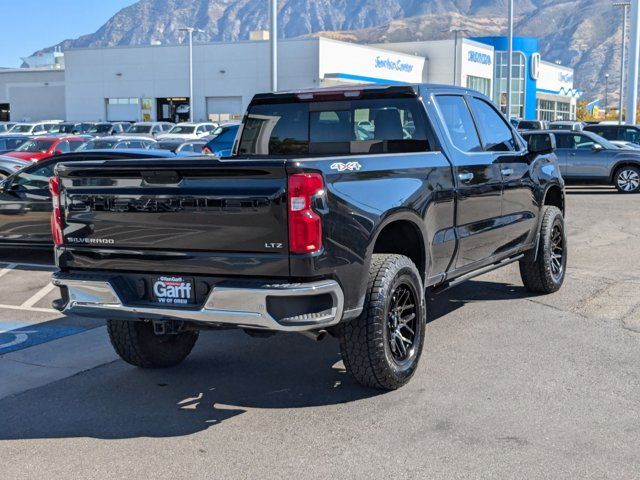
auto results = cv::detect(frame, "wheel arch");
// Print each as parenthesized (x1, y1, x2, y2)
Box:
(543, 183, 565, 215)
(610, 160, 640, 183)
(370, 213, 428, 282)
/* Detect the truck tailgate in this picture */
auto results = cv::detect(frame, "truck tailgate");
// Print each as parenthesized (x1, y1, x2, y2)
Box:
(56, 158, 289, 275)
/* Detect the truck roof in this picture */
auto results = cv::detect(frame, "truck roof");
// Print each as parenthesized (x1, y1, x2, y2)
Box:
(251, 83, 484, 103)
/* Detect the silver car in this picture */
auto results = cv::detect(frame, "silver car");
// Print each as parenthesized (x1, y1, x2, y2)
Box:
(122, 122, 174, 138)
(0, 155, 28, 179)
(523, 130, 640, 193)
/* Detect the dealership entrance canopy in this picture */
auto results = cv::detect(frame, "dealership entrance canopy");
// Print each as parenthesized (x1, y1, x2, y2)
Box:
(0, 35, 578, 123)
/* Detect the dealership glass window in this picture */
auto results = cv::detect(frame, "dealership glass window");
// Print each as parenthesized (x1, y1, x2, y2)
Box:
(466, 76, 491, 98)
(493, 51, 525, 118)
(537, 99, 575, 121)
(238, 98, 430, 156)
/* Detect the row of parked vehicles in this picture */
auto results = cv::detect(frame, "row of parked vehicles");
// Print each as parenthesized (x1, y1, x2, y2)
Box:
(0, 120, 241, 178)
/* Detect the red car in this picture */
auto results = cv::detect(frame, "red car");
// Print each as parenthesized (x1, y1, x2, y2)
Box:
(4, 135, 87, 162)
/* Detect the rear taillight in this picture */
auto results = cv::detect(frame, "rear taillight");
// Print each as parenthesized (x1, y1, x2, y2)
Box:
(288, 173, 324, 254)
(49, 176, 64, 246)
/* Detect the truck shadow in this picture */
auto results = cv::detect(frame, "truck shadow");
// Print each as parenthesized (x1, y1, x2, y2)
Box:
(427, 279, 534, 323)
(0, 278, 527, 441)
(0, 330, 379, 440)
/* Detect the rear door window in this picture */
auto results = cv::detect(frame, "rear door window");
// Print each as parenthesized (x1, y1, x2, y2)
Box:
(238, 97, 430, 156)
(435, 95, 482, 153)
(468, 97, 516, 152)
(554, 134, 575, 149)
(620, 127, 640, 144)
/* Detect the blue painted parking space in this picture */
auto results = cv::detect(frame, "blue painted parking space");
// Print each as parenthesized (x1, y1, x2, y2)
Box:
(0, 259, 104, 355)
(0, 321, 89, 354)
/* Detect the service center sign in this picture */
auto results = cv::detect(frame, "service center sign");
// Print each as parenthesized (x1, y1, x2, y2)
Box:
(319, 40, 425, 84)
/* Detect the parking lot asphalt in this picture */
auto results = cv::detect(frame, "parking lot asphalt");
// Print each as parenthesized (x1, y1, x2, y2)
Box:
(0, 186, 639, 479)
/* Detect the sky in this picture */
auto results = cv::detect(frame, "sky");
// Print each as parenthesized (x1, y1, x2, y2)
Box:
(0, 0, 136, 67)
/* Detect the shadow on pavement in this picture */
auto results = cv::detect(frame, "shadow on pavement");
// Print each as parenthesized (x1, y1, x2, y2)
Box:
(428, 279, 532, 323)
(0, 278, 529, 440)
(0, 330, 379, 440)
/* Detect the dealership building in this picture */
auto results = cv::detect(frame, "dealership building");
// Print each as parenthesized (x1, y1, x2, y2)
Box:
(0, 35, 580, 123)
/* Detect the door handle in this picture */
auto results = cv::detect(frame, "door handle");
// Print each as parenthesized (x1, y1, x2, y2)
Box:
(501, 168, 514, 176)
(458, 172, 474, 183)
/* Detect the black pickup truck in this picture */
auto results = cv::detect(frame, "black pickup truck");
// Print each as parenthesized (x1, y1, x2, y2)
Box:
(51, 84, 566, 390)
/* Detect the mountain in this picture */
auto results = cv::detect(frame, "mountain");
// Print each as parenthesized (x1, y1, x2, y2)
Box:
(34, 0, 626, 101)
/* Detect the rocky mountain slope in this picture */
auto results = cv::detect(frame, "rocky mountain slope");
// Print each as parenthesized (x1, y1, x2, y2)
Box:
(35, 0, 626, 100)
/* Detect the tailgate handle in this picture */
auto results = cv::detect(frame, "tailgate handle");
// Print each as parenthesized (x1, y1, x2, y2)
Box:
(142, 171, 182, 184)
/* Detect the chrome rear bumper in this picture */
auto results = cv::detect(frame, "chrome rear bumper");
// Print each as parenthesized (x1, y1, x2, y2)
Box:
(52, 273, 344, 332)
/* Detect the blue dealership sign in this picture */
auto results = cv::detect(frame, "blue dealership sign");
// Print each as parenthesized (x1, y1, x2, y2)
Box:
(468, 51, 492, 65)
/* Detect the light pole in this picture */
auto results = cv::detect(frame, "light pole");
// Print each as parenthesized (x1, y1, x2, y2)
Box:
(270, 0, 278, 92)
(626, 0, 640, 124)
(506, 0, 514, 119)
(605, 73, 610, 116)
(615, 2, 631, 124)
(178, 27, 204, 122)
(448, 28, 469, 86)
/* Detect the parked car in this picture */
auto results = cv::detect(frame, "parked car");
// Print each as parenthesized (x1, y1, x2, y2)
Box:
(51, 84, 566, 391)
(86, 122, 130, 137)
(151, 139, 208, 155)
(0, 150, 177, 247)
(0, 155, 28, 179)
(549, 121, 584, 132)
(0, 135, 31, 155)
(522, 130, 640, 193)
(157, 122, 217, 140)
(123, 122, 174, 138)
(49, 122, 95, 135)
(77, 136, 157, 151)
(203, 123, 240, 156)
(516, 120, 547, 131)
(0, 122, 16, 133)
(583, 124, 640, 146)
(3, 136, 86, 162)
(610, 140, 640, 150)
(7, 122, 51, 136)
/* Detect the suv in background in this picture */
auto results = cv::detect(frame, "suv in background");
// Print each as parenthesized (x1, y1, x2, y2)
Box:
(517, 120, 547, 131)
(157, 122, 217, 140)
(77, 135, 156, 151)
(123, 122, 174, 138)
(522, 130, 640, 193)
(583, 124, 640, 146)
(6, 122, 51, 136)
(549, 121, 584, 132)
(50, 122, 95, 135)
(86, 122, 131, 137)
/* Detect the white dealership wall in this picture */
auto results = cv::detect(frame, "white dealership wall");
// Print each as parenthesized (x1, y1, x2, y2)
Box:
(64, 37, 425, 122)
(536, 60, 580, 120)
(373, 39, 494, 95)
(0, 68, 65, 121)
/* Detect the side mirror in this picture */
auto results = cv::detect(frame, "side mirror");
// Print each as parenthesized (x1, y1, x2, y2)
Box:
(592, 143, 604, 151)
(527, 133, 556, 155)
(54, 149, 63, 155)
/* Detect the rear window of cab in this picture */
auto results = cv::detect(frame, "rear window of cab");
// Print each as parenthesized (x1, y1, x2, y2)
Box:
(238, 97, 431, 156)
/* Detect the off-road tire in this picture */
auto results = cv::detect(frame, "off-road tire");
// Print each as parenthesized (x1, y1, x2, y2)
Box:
(613, 165, 640, 193)
(519, 206, 567, 293)
(339, 254, 426, 390)
(107, 320, 199, 368)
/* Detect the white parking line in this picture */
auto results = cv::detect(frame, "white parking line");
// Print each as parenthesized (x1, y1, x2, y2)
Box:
(21, 283, 57, 309)
(0, 304, 59, 314)
(0, 262, 55, 270)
